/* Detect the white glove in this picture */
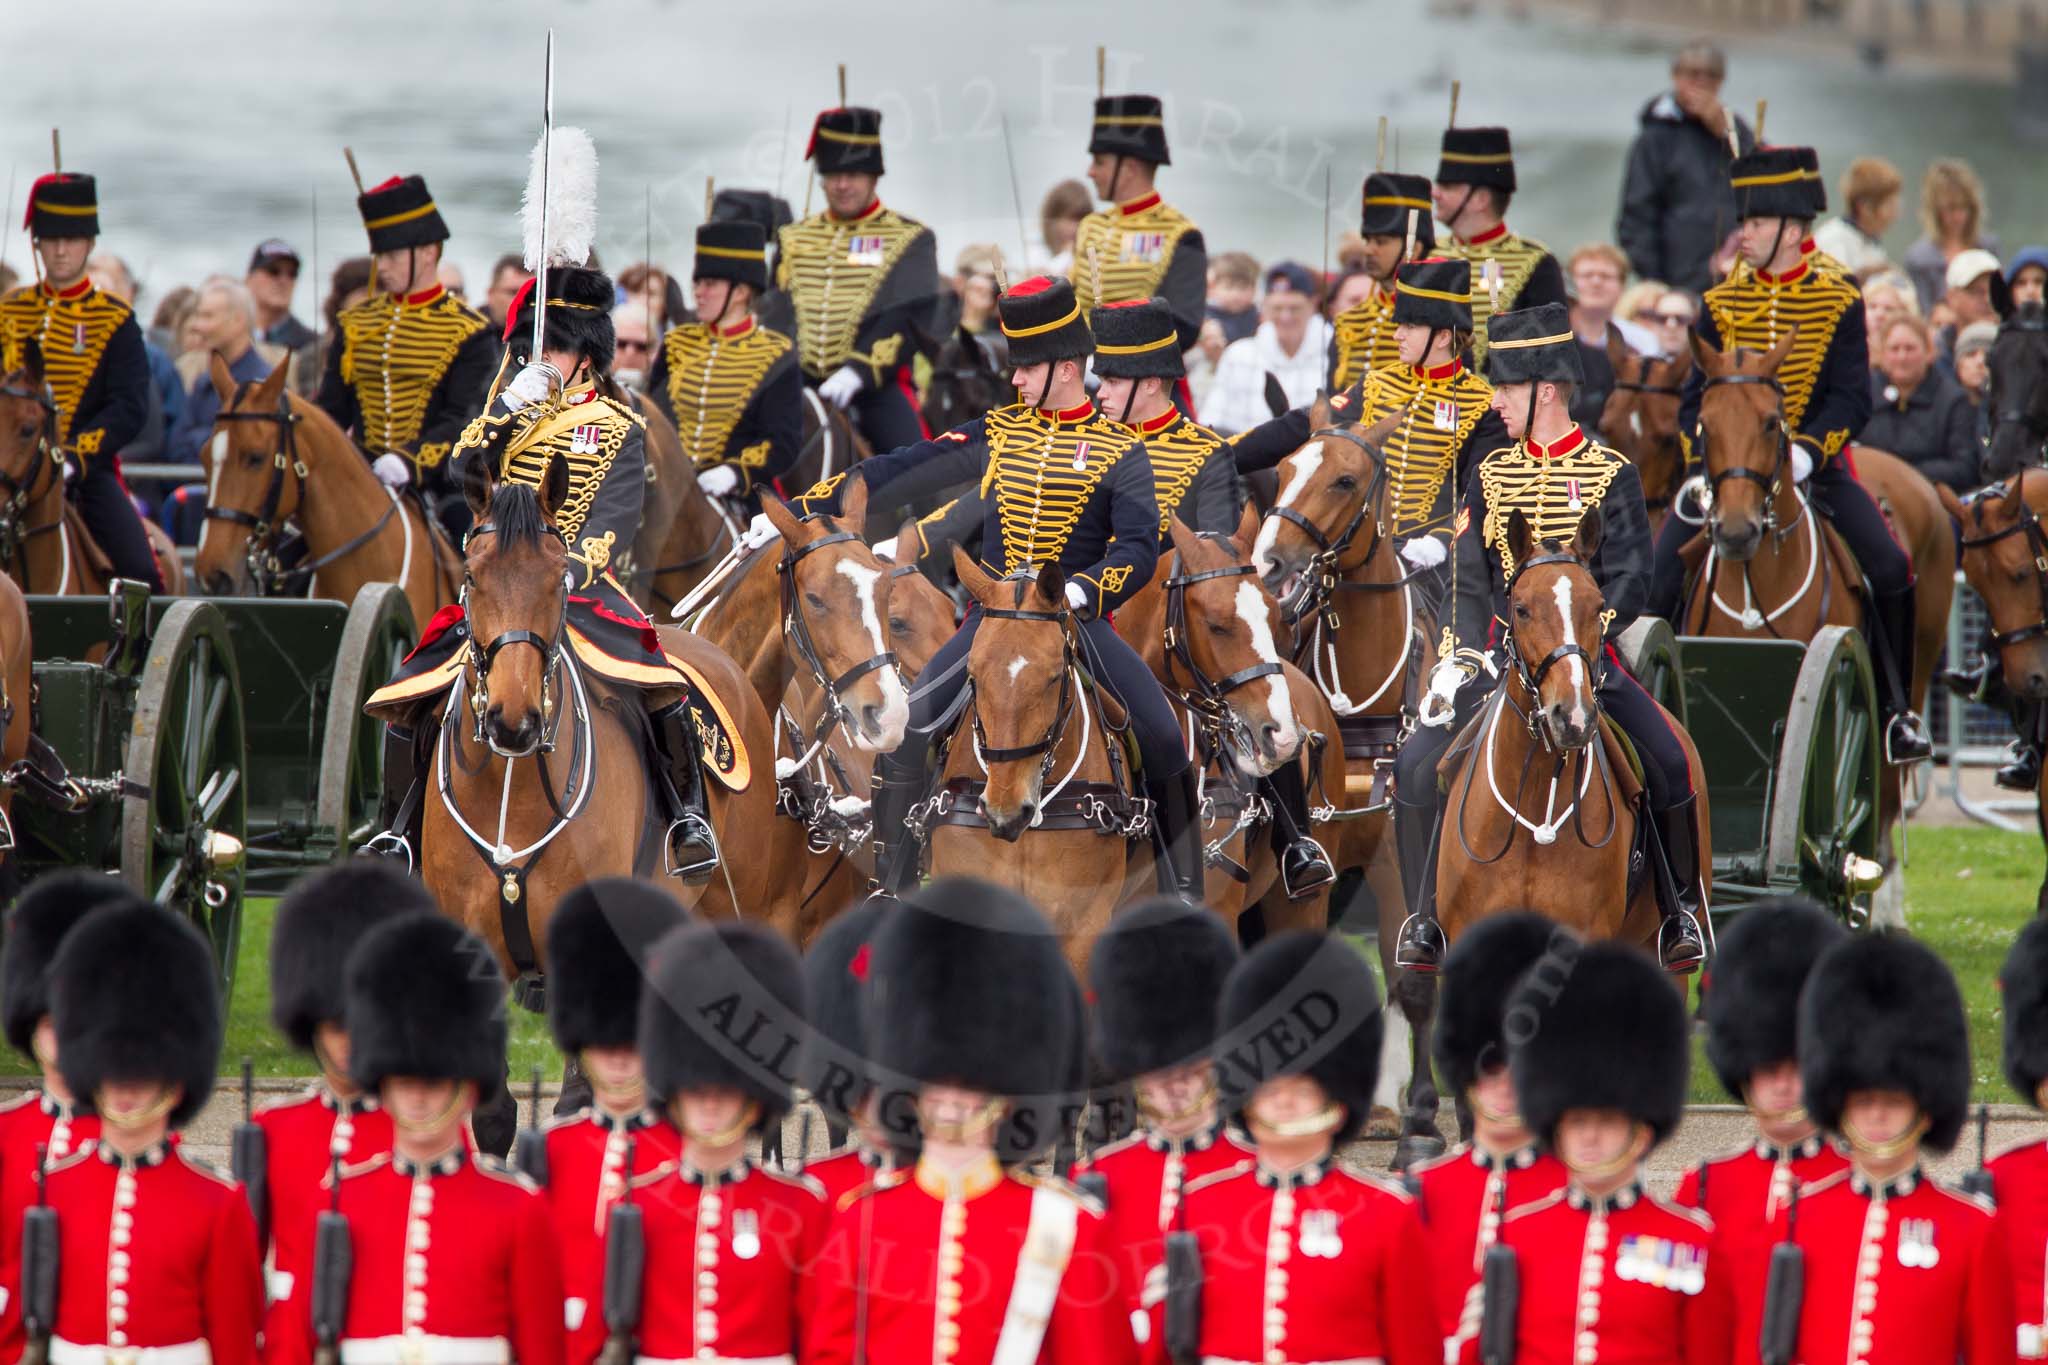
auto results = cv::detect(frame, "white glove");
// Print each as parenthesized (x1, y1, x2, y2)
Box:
(502, 362, 558, 412)
(1419, 658, 1472, 729)
(1064, 581, 1089, 613)
(819, 364, 864, 409)
(871, 536, 899, 562)
(1790, 442, 1814, 484)
(696, 465, 741, 498)
(1399, 536, 1448, 570)
(742, 512, 780, 550)
(371, 453, 412, 488)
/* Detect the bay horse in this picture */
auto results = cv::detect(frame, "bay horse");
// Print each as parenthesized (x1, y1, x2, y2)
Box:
(0, 342, 183, 595)
(1944, 470, 2048, 912)
(623, 387, 693, 607)
(197, 353, 460, 625)
(1683, 332, 1954, 924)
(1439, 507, 1710, 956)
(1114, 507, 1346, 932)
(1598, 338, 1689, 535)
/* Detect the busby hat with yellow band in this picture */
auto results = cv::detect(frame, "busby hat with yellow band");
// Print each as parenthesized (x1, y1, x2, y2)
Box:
(1795, 146, 1828, 217)
(1091, 298, 1183, 381)
(1437, 126, 1516, 193)
(807, 107, 885, 176)
(1392, 258, 1472, 331)
(998, 275, 1094, 368)
(1731, 146, 1815, 222)
(24, 173, 99, 240)
(694, 220, 769, 294)
(1090, 94, 1171, 166)
(1485, 302, 1583, 387)
(504, 266, 616, 370)
(357, 174, 450, 253)
(1361, 172, 1435, 251)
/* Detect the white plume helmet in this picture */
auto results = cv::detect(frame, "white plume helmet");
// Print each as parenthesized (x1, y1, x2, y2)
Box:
(521, 125, 598, 271)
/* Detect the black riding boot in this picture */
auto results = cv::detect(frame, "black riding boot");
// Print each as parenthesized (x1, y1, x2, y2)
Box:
(1872, 585, 1933, 763)
(1261, 762, 1335, 900)
(870, 747, 928, 896)
(1392, 798, 1446, 971)
(1145, 766, 1204, 901)
(364, 720, 428, 868)
(1652, 794, 1708, 974)
(650, 701, 719, 883)
(1999, 704, 2043, 792)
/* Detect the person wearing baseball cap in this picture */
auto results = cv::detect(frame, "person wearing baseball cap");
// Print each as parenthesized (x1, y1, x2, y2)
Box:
(246, 239, 317, 352)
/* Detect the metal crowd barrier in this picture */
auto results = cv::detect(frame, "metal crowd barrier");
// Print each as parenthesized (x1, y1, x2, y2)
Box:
(1936, 570, 2034, 832)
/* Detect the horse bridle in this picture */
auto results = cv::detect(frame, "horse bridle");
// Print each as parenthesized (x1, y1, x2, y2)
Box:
(1162, 547, 1283, 754)
(778, 523, 903, 742)
(459, 521, 567, 754)
(1696, 371, 1792, 534)
(1504, 550, 1609, 700)
(0, 375, 65, 578)
(1959, 483, 2048, 649)
(1609, 353, 1683, 399)
(1264, 425, 1393, 624)
(971, 601, 1078, 780)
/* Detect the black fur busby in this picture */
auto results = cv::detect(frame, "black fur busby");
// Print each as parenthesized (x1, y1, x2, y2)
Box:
(1801, 932, 1970, 1152)
(639, 921, 805, 1131)
(1090, 94, 1171, 166)
(693, 221, 769, 294)
(1361, 172, 1435, 249)
(800, 898, 887, 1125)
(1731, 147, 1814, 222)
(271, 862, 437, 1055)
(1700, 897, 1845, 1101)
(506, 265, 617, 371)
(1216, 930, 1383, 1145)
(1796, 147, 1828, 217)
(2001, 917, 2048, 1108)
(1486, 302, 1585, 388)
(25, 173, 99, 240)
(1437, 127, 1516, 193)
(1511, 942, 1688, 1148)
(807, 108, 885, 176)
(357, 174, 449, 253)
(546, 878, 690, 1055)
(52, 900, 222, 1129)
(1090, 896, 1239, 1082)
(346, 913, 507, 1098)
(998, 276, 1094, 368)
(865, 878, 1079, 1161)
(1392, 259, 1472, 332)
(1434, 911, 1567, 1099)
(3, 871, 133, 1057)
(1091, 299, 1186, 382)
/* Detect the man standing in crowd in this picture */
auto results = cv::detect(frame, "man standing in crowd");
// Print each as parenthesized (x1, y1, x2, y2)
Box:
(484, 253, 533, 331)
(167, 279, 271, 464)
(1200, 261, 1330, 435)
(246, 240, 317, 352)
(1616, 39, 1756, 293)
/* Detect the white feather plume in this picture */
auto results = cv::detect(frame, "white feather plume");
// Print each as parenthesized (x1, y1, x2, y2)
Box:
(521, 125, 598, 270)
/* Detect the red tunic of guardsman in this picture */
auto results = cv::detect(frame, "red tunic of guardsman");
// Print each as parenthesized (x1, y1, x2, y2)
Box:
(1991, 919, 2048, 1360)
(534, 881, 687, 1365)
(1791, 931, 2014, 1365)
(1067, 898, 1250, 1343)
(625, 918, 827, 1364)
(1673, 899, 1850, 1365)
(1410, 916, 1574, 1350)
(1459, 941, 1731, 1365)
(334, 913, 565, 1365)
(801, 881, 1137, 1365)
(43, 897, 265, 1365)
(795, 900, 903, 1215)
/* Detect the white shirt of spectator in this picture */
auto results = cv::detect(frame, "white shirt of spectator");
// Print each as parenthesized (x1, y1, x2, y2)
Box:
(1199, 315, 1334, 436)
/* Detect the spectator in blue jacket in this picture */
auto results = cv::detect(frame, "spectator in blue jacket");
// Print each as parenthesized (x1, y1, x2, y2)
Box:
(165, 278, 272, 465)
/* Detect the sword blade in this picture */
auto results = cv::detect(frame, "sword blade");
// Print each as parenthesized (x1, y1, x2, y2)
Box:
(531, 28, 556, 363)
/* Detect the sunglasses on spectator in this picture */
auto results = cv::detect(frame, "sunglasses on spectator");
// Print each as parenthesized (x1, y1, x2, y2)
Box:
(258, 263, 300, 280)
(616, 339, 652, 353)
(1655, 310, 1696, 326)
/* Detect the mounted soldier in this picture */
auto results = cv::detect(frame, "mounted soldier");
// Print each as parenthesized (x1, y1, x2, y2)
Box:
(778, 105, 939, 452)
(648, 220, 802, 514)
(1328, 171, 1435, 390)
(0, 168, 165, 589)
(1392, 302, 1704, 974)
(1432, 124, 1567, 364)
(315, 167, 498, 539)
(1072, 91, 1208, 365)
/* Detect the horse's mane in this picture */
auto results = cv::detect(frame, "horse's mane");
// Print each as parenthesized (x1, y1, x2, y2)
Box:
(487, 481, 550, 548)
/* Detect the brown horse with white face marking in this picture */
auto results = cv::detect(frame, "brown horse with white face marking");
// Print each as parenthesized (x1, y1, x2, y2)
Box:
(1598, 339, 1689, 535)
(197, 353, 460, 622)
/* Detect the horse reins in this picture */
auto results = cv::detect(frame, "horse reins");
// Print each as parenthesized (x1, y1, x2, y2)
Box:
(777, 523, 902, 745)
(1689, 369, 1831, 637)
(1162, 548, 1282, 757)
(0, 375, 68, 588)
(1960, 478, 2048, 649)
(1610, 354, 1684, 510)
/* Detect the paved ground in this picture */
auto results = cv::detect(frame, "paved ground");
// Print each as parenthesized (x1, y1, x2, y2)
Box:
(22, 1077, 2042, 1192)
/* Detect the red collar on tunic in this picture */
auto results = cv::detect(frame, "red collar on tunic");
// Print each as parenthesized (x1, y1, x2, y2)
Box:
(1525, 425, 1589, 460)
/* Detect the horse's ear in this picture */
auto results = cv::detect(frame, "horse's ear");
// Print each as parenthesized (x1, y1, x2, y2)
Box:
(1760, 325, 1798, 375)
(1573, 503, 1605, 561)
(2003, 470, 2029, 518)
(22, 338, 45, 386)
(759, 491, 804, 546)
(951, 545, 997, 604)
(1991, 269, 2014, 322)
(1036, 561, 1067, 609)
(1505, 507, 1535, 570)
(1307, 389, 1332, 431)
(1937, 481, 1970, 526)
(839, 471, 870, 536)
(252, 354, 291, 407)
(888, 515, 920, 565)
(538, 454, 571, 525)
(463, 451, 494, 525)
(1167, 515, 1203, 564)
(1604, 327, 1633, 375)
(1231, 499, 1261, 559)
(1688, 329, 1721, 376)
(209, 351, 238, 407)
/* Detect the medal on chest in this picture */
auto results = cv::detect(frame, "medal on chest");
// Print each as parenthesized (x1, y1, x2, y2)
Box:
(1566, 477, 1583, 512)
(1296, 1208, 1343, 1259)
(1616, 1235, 1707, 1295)
(1433, 398, 1457, 432)
(1896, 1217, 1939, 1268)
(1071, 439, 1091, 472)
(731, 1207, 762, 1260)
(569, 424, 602, 456)
(73, 321, 87, 355)
(846, 235, 886, 266)
(1120, 231, 1166, 265)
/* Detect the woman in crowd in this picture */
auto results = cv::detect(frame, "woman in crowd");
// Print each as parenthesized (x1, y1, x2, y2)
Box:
(1040, 178, 1091, 273)
(1861, 312, 1979, 493)
(1953, 321, 1997, 408)
(1813, 155, 1902, 280)
(1903, 158, 2000, 313)
(1862, 271, 1920, 349)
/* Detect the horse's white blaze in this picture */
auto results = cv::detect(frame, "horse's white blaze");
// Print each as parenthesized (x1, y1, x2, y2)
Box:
(1253, 440, 1324, 573)
(836, 558, 908, 748)
(207, 431, 228, 502)
(1007, 655, 1029, 682)
(1235, 580, 1297, 765)
(1553, 575, 1590, 729)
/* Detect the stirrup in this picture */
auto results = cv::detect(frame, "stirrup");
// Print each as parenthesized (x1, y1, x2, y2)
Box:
(1393, 913, 1446, 972)
(1657, 911, 1707, 975)
(664, 814, 720, 884)
(1279, 837, 1336, 900)
(361, 830, 414, 871)
(1997, 742, 2040, 793)
(1883, 712, 1933, 766)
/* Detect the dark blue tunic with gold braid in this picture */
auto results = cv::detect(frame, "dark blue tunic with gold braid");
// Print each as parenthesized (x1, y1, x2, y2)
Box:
(647, 314, 803, 497)
(316, 283, 499, 477)
(0, 280, 149, 461)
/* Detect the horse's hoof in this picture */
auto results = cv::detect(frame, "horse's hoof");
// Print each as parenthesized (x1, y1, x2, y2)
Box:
(1392, 1133, 1447, 1170)
(1365, 1105, 1401, 1140)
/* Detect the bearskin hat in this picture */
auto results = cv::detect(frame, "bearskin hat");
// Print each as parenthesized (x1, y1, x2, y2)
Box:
(1089, 897, 1239, 1083)
(1701, 898, 1845, 1102)
(1433, 911, 1567, 1100)
(546, 878, 690, 1055)
(998, 276, 1094, 368)
(505, 265, 617, 372)
(52, 900, 222, 1129)
(800, 898, 888, 1125)
(1801, 932, 1970, 1152)
(2001, 917, 2048, 1108)
(3, 871, 134, 1057)
(1511, 942, 1688, 1148)
(639, 921, 805, 1132)
(270, 862, 437, 1055)
(1217, 931, 1383, 1146)
(346, 913, 507, 1098)
(865, 879, 1079, 1161)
